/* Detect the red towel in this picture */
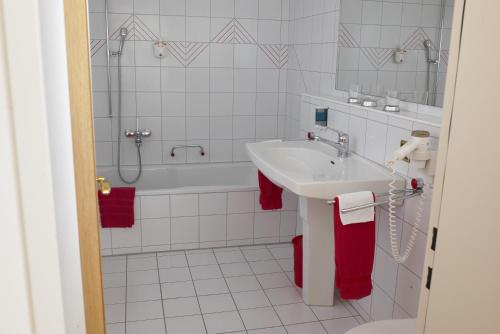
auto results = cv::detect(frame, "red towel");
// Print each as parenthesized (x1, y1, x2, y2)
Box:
(258, 171, 283, 210)
(333, 194, 376, 300)
(98, 187, 136, 228)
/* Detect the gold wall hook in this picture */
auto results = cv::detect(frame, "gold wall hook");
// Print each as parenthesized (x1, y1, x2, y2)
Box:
(96, 176, 112, 195)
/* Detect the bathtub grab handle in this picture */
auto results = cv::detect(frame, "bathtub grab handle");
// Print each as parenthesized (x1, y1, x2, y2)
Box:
(170, 145, 205, 157)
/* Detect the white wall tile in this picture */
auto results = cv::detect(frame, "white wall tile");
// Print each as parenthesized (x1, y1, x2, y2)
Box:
(228, 191, 255, 213)
(395, 265, 421, 317)
(171, 216, 200, 244)
(254, 212, 281, 238)
(199, 193, 227, 215)
(111, 221, 142, 248)
(227, 213, 254, 240)
(371, 285, 395, 321)
(142, 218, 171, 246)
(141, 195, 170, 219)
(200, 215, 227, 242)
(171, 194, 199, 217)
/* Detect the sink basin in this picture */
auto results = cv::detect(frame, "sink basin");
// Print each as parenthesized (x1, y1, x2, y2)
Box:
(247, 139, 405, 306)
(247, 140, 398, 200)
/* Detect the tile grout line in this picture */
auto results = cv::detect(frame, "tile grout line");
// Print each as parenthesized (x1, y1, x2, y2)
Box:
(211, 248, 248, 333)
(185, 249, 210, 334)
(244, 244, 290, 334)
(155, 252, 168, 334)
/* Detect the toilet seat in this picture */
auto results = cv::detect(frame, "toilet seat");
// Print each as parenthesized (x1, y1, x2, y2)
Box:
(345, 319, 416, 334)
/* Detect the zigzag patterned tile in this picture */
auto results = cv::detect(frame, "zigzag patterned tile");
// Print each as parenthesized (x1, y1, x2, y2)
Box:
(167, 41, 209, 67)
(109, 15, 159, 41)
(259, 44, 288, 69)
(90, 39, 106, 57)
(91, 16, 287, 69)
(211, 18, 258, 44)
(339, 23, 448, 70)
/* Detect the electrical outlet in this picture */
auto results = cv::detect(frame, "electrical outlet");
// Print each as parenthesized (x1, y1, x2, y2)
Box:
(400, 140, 410, 163)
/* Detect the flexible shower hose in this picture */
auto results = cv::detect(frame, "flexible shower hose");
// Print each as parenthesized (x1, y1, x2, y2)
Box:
(116, 55, 142, 184)
(386, 162, 427, 263)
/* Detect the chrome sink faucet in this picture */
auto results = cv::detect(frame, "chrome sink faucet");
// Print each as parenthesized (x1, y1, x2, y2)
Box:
(307, 130, 350, 158)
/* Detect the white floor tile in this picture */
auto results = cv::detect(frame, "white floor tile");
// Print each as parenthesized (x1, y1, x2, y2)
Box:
(127, 270, 160, 286)
(165, 315, 207, 334)
(102, 258, 126, 274)
(277, 258, 293, 271)
(249, 260, 283, 274)
(232, 290, 270, 309)
(126, 318, 166, 334)
(321, 317, 359, 334)
(126, 300, 164, 322)
(159, 267, 191, 283)
(286, 322, 327, 334)
(268, 246, 293, 259)
(163, 296, 201, 317)
(226, 275, 262, 292)
(203, 311, 245, 334)
(106, 322, 125, 334)
(105, 303, 125, 324)
(187, 252, 218, 266)
(256, 272, 292, 289)
(161, 281, 196, 299)
(311, 302, 353, 321)
(220, 262, 253, 277)
(243, 248, 274, 262)
(265, 287, 302, 305)
(127, 284, 161, 303)
(239, 307, 282, 330)
(157, 253, 188, 269)
(190, 265, 223, 280)
(215, 250, 246, 264)
(198, 293, 237, 314)
(103, 272, 126, 288)
(127, 256, 158, 272)
(104, 287, 126, 305)
(194, 278, 229, 295)
(275, 302, 317, 325)
(247, 327, 287, 334)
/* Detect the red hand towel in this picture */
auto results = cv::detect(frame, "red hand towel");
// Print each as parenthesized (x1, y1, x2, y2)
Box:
(333, 195, 376, 300)
(258, 171, 283, 210)
(98, 187, 136, 228)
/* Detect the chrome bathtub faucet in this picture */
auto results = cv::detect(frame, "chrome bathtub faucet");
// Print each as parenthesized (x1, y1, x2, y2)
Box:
(124, 129, 152, 145)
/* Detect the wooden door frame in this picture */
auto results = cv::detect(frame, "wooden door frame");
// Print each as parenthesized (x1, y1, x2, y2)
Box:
(64, 0, 106, 333)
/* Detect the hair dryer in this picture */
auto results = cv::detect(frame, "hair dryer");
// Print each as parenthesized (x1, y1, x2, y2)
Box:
(385, 130, 431, 263)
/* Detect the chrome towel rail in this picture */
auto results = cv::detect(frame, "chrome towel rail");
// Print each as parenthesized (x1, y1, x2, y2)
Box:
(327, 188, 423, 214)
(170, 145, 205, 157)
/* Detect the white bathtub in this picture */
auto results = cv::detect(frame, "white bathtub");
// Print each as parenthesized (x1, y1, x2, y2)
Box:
(98, 162, 300, 256)
(99, 162, 259, 195)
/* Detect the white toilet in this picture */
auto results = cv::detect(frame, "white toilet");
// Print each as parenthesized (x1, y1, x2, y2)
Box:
(345, 319, 416, 334)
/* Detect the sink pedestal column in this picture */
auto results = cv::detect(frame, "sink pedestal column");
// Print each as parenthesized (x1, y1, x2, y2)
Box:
(300, 197, 335, 306)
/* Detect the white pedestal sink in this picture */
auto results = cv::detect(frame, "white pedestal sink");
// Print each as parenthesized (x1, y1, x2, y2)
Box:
(247, 140, 403, 306)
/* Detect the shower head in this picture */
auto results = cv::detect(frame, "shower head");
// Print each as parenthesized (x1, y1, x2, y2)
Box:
(423, 39, 432, 49)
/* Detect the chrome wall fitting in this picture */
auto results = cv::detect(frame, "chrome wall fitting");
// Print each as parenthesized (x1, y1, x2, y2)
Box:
(383, 105, 400, 112)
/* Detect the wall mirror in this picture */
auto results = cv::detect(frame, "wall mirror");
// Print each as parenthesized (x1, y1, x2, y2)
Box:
(335, 0, 454, 107)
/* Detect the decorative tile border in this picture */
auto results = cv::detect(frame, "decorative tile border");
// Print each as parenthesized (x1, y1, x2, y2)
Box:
(339, 23, 449, 70)
(90, 15, 288, 69)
